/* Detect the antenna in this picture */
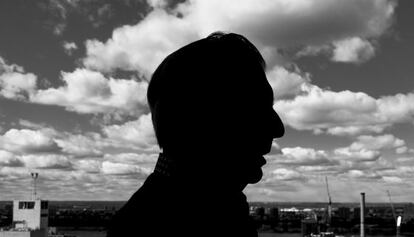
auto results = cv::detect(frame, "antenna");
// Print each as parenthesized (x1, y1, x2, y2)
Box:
(325, 176, 332, 225)
(31, 172, 39, 200)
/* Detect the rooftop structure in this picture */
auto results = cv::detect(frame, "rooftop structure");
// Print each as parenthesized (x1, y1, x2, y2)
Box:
(0, 200, 48, 237)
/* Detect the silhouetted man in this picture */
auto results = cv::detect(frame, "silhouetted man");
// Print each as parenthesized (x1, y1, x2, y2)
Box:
(106, 32, 284, 237)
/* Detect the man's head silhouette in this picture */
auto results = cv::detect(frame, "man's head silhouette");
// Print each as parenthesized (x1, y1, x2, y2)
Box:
(107, 32, 285, 237)
(147, 32, 284, 190)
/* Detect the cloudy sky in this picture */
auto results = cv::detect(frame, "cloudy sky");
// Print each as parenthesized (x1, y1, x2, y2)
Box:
(0, 0, 413, 202)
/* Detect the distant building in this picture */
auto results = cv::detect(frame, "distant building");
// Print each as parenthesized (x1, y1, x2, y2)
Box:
(337, 207, 350, 220)
(353, 207, 360, 220)
(403, 203, 414, 222)
(281, 207, 300, 213)
(267, 207, 279, 227)
(0, 200, 48, 237)
(302, 218, 318, 237)
(13, 200, 48, 231)
(255, 207, 265, 218)
(269, 207, 279, 219)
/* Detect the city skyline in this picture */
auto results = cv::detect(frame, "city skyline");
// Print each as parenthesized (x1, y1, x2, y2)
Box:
(1, 0, 414, 202)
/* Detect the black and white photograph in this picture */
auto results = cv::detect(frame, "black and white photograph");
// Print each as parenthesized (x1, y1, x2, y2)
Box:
(0, 0, 413, 236)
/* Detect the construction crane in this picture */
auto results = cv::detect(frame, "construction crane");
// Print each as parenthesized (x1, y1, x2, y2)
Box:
(387, 190, 402, 236)
(387, 190, 397, 222)
(325, 176, 332, 225)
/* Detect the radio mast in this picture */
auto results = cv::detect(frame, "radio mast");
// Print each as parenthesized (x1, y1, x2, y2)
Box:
(31, 172, 39, 200)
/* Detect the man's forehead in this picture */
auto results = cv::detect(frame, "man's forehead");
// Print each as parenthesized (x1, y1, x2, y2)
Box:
(235, 80, 273, 107)
(251, 74, 274, 104)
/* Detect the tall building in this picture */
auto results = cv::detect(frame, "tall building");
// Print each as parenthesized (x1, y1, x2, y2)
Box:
(13, 200, 48, 231)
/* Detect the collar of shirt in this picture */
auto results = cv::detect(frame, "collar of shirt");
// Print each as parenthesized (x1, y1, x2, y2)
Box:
(153, 152, 178, 177)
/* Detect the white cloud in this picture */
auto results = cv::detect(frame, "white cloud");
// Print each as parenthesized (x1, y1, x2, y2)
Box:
(0, 59, 151, 119)
(266, 168, 305, 181)
(347, 156, 393, 171)
(31, 68, 148, 117)
(275, 85, 382, 134)
(19, 154, 72, 169)
(83, 9, 199, 77)
(147, 0, 169, 8)
(295, 45, 331, 58)
(266, 66, 310, 99)
(88, 3, 113, 28)
(275, 85, 414, 136)
(104, 152, 157, 166)
(0, 150, 23, 167)
(325, 126, 385, 136)
(0, 166, 30, 178)
(73, 159, 102, 173)
(42, 0, 71, 35)
(276, 147, 335, 166)
(334, 147, 381, 162)
(297, 37, 377, 64)
(0, 57, 37, 100)
(63, 41, 78, 55)
(101, 161, 151, 175)
(268, 141, 282, 155)
(265, 141, 401, 179)
(333, 134, 409, 164)
(55, 133, 103, 158)
(349, 134, 405, 151)
(341, 169, 382, 180)
(396, 146, 410, 154)
(378, 93, 414, 123)
(182, 0, 395, 48)
(0, 125, 154, 160)
(0, 128, 60, 153)
(331, 37, 376, 64)
(1, 128, 107, 159)
(103, 113, 157, 149)
(382, 176, 403, 183)
(83, 0, 396, 75)
(18, 119, 48, 130)
(0, 58, 150, 119)
(380, 166, 414, 179)
(296, 165, 338, 174)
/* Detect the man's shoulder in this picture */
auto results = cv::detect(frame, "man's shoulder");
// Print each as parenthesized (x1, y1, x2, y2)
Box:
(115, 173, 165, 214)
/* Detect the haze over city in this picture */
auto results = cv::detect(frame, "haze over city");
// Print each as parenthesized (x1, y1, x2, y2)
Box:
(0, 0, 413, 202)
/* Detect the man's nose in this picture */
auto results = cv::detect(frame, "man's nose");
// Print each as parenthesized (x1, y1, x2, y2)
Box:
(270, 109, 284, 138)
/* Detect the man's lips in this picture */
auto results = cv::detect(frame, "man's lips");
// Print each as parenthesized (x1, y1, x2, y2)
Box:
(258, 156, 267, 166)
(261, 141, 273, 155)
(250, 145, 271, 167)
